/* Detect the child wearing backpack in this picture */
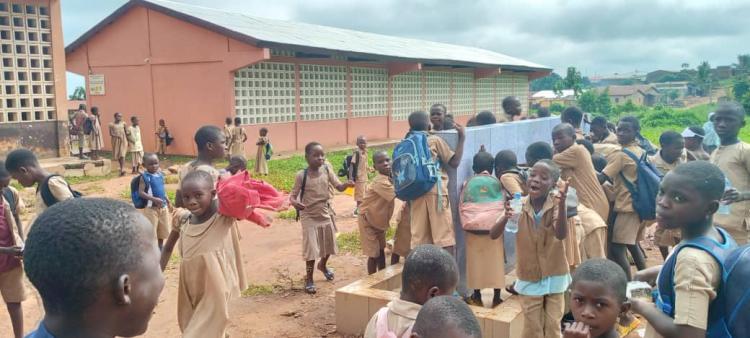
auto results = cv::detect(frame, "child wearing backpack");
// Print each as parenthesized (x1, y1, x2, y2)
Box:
(255, 127, 270, 176)
(599, 116, 648, 281)
(358, 151, 396, 274)
(400, 111, 465, 252)
(490, 159, 570, 338)
(363, 244, 459, 338)
(351, 135, 370, 215)
(135, 153, 171, 249)
(463, 150, 505, 307)
(632, 161, 738, 338)
(0, 162, 25, 338)
(494, 149, 528, 197)
(5, 149, 78, 218)
(290, 142, 354, 294)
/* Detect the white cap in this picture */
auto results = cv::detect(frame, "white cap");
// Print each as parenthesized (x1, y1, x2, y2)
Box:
(681, 128, 703, 138)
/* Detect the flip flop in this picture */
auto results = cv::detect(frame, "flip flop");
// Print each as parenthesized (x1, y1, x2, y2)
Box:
(304, 282, 317, 294)
(505, 284, 518, 296)
(321, 269, 335, 281)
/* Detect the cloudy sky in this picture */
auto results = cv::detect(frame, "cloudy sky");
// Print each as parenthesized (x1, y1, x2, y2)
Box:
(62, 0, 750, 94)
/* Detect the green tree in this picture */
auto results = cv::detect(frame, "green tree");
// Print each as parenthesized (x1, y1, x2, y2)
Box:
(596, 89, 613, 116)
(696, 61, 712, 96)
(736, 54, 750, 76)
(549, 102, 565, 113)
(733, 77, 750, 101)
(577, 90, 598, 113)
(530, 72, 563, 91)
(742, 92, 750, 114)
(563, 66, 583, 97)
(69, 86, 86, 100)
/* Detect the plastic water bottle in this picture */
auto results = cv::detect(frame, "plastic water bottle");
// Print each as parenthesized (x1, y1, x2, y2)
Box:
(718, 177, 732, 215)
(506, 193, 523, 233)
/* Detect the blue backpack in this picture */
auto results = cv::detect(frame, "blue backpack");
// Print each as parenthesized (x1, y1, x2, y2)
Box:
(392, 131, 440, 201)
(620, 148, 662, 221)
(130, 174, 152, 209)
(655, 227, 750, 338)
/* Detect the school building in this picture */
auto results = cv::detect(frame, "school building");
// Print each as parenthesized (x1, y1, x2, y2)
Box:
(0, 0, 68, 158)
(65, 0, 551, 155)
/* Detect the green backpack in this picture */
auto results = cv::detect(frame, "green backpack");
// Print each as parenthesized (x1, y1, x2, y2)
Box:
(459, 173, 505, 233)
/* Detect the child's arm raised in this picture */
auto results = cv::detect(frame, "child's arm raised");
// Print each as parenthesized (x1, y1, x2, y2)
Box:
(448, 124, 466, 169)
(490, 200, 512, 240)
(631, 300, 705, 338)
(553, 179, 569, 240)
(160, 229, 180, 271)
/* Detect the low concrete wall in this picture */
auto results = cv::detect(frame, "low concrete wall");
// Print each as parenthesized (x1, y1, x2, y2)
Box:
(0, 120, 68, 159)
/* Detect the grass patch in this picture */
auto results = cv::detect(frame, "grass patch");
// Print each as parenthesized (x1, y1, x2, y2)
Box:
(277, 208, 297, 220)
(66, 171, 121, 185)
(241, 284, 279, 297)
(335, 223, 397, 255)
(119, 187, 131, 201)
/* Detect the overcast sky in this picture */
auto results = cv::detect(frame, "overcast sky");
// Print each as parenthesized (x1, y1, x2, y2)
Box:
(62, 0, 750, 94)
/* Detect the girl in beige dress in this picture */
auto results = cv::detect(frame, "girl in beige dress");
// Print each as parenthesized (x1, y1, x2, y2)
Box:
(108, 112, 129, 176)
(254, 127, 269, 175)
(161, 170, 240, 338)
(89, 107, 104, 160)
(230, 117, 247, 157)
(290, 142, 354, 294)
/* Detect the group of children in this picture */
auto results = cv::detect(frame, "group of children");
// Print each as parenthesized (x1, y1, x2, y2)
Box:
(224, 117, 273, 177)
(108, 112, 172, 176)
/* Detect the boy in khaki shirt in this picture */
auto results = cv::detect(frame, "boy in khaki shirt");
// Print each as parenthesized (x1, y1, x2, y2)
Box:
(358, 151, 396, 274)
(651, 131, 686, 259)
(5, 149, 75, 221)
(363, 244, 458, 338)
(599, 116, 647, 281)
(406, 111, 465, 252)
(710, 102, 750, 245)
(494, 150, 528, 196)
(351, 136, 370, 214)
(632, 161, 732, 338)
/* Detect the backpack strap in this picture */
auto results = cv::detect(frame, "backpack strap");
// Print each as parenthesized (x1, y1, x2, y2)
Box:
(2, 187, 16, 214)
(618, 148, 641, 194)
(656, 228, 736, 317)
(296, 168, 309, 221)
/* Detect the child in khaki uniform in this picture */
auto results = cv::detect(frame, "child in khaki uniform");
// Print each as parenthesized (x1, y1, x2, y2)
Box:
(651, 131, 686, 259)
(392, 203, 412, 263)
(600, 116, 647, 281)
(5, 149, 75, 221)
(351, 136, 370, 213)
(109, 112, 130, 176)
(495, 150, 528, 196)
(491, 160, 570, 338)
(406, 111, 465, 251)
(632, 161, 732, 338)
(590, 116, 619, 145)
(254, 128, 270, 175)
(230, 117, 247, 157)
(358, 151, 396, 274)
(161, 171, 240, 338)
(363, 244, 458, 338)
(710, 103, 750, 245)
(291, 142, 354, 294)
(0, 167, 25, 338)
(138, 153, 171, 250)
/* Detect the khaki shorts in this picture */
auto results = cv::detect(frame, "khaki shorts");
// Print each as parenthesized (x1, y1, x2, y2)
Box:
(409, 194, 455, 248)
(612, 212, 644, 245)
(0, 266, 26, 303)
(141, 207, 171, 240)
(358, 215, 386, 258)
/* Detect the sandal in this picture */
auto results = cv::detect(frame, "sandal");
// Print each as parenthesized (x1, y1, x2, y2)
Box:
(505, 284, 518, 296)
(304, 282, 317, 294)
(321, 268, 335, 281)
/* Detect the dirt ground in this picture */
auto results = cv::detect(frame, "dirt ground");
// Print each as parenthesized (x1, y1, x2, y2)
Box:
(0, 173, 664, 338)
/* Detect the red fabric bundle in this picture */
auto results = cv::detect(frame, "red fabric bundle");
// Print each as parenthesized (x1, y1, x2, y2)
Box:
(216, 171, 288, 227)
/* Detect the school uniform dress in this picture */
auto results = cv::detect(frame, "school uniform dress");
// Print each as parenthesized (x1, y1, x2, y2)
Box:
(392, 203, 412, 258)
(363, 299, 420, 338)
(292, 165, 340, 260)
(224, 124, 234, 150)
(553, 143, 610, 220)
(500, 172, 528, 196)
(157, 125, 168, 154)
(353, 148, 369, 203)
(358, 173, 395, 258)
(650, 152, 686, 247)
(465, 231, 505, 290)
(173, 210, 240, 338)
(255, 136, 269, 175)
(230, 126, 246, 157)
(515, 194, 570, 338)
(409, 135, 456, 248)
(711, 142, 750, 244)
(577, 204, 607, 260)
(72, 110, 87, 149)
(109, 121, 129, 160)
(602, 141, 647, 245)
(178, 162, 247, 291)
(140, 171, 171, 240)
(644, 247, 721, 338)
(89, 116, 104, 151)
(129, 125, 144, 167)
(0, 198, 25, 306)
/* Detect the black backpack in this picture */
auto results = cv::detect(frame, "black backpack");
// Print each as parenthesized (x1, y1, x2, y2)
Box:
(337, 152, 360, 179)
(39, 175, 82, 207)
(2, 187, 20, 227)
(83, 117, 94, 135)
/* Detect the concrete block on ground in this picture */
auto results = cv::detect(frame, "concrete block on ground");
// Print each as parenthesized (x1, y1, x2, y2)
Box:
(65, 168, 85, 177)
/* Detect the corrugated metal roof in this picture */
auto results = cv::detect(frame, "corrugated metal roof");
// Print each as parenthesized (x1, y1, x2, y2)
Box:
(67, 0, 550, 72)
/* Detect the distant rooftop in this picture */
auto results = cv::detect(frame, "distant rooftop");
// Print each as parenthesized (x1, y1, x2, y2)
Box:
(600, 84, 658, 96)
(66, 0, 551, 73)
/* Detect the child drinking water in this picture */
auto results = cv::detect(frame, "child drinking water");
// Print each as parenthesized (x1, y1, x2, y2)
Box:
(465, 150, 505, 307)
(161, 170, 241, 338)
(290, 142, 354, 294)
(565, 258, 632, 338)
(357, 151, 396, 274)
(491, 159, 570, 338)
